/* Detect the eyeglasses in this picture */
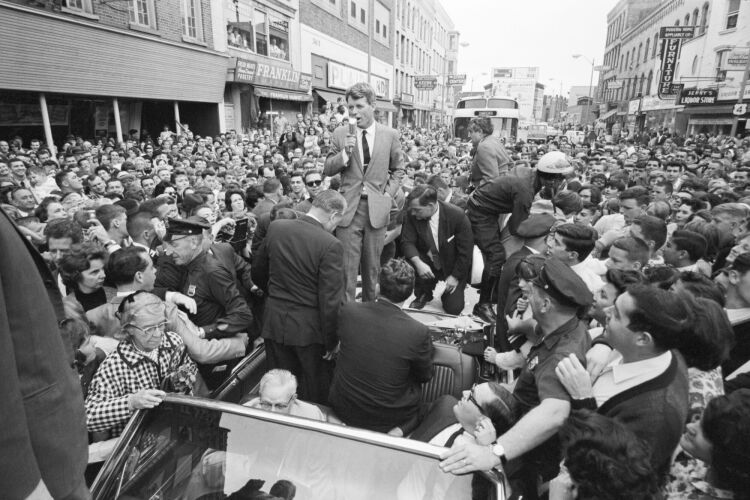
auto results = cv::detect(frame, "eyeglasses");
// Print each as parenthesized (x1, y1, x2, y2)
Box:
(126, 321, 167, 338)
(306, 180, 323, 187)
(467, 384, 486, 416)
(259, 394, 294, 411)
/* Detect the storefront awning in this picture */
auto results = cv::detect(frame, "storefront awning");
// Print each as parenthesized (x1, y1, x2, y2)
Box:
(399, 103, 414, 110)
(599, 109, 618, 120)
(684, 104, 736, 115)
(376, 100, 397, 113)
(255, 87, 312, 102)
(313, 89, 345, 103)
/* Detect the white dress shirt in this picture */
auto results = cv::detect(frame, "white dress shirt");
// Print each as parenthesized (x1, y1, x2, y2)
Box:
(356, 121, 377, 167)
(592, 351, 672, 406)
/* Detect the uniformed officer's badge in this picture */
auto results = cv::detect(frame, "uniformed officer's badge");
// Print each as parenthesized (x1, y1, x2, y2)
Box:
(187, 285, 196, 297)
(527, 356, 539, 371)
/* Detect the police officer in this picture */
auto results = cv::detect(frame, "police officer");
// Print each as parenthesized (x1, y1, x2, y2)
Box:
(467, 151, 572, 323)
(440, 257, 592, 499)
(158, 217, 254, 389)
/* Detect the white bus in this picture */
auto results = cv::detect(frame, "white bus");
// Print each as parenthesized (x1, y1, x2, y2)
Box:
(452, 96, 520, 141)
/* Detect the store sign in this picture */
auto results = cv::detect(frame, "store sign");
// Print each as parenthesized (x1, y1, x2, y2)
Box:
(658, 37, 682, 99)
(659, 26, 694, 39)
(678, 88, 718, 105)
(717, 86, 750, 101)
(727, 51, 750, 67)
(234, 57, 311, 92)
(628, 99, 641, 115)
(400, 92, 414, 105)
(327, 61, 387, 98)
(493, 68, 512, 78)
(447, 74, 466, 86)
(641, 95, 680, 111)
(607, 80, 623, 90)
(414, 75, 438, 90)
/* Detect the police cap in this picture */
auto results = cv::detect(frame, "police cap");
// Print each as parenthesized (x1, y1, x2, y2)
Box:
(164, 216, 209, 242)
(516, 213, 556, 239)
(531, 257, 593, 308)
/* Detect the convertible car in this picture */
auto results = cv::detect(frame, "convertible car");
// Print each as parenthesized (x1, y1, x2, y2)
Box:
(90, 310, 509, 499)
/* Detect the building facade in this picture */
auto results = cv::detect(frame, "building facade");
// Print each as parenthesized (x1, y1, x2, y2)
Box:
(217, 0, 314, 135)
(598, 0, 750, 137)
(0, 0, 227, 148)
(298, 0, 397, 128)
(490, 67, 544, 123)
(393, 0, 457, 128)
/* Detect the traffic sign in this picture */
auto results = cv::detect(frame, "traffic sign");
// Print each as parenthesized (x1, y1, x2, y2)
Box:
(734, 103, 748, 116)
(446, 74, 466, 86)
(414, 76, 438, 90)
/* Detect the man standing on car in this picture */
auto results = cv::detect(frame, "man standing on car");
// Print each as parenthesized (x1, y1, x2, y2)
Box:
(468, 117, 512, 188)
(324, 82, 403, 302)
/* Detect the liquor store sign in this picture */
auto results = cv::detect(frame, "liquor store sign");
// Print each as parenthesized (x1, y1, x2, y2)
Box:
(678, 88, 718, 105)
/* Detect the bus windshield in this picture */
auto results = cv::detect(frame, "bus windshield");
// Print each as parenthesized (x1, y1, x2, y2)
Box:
(453, 117, 517, 141)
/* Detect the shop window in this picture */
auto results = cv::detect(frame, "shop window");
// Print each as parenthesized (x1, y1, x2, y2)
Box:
(726, 0, 740, 29)
(129, 0, 156, 28)
(64, 0, 93, 13)
(268, 14, 289, 60)
(181, 0, 203, 41)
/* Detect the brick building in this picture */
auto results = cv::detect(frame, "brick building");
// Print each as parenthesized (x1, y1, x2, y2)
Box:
(0, 0, 227, 147)
(299, 0, 398, 126)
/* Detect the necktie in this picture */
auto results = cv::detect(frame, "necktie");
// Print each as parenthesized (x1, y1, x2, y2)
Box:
(444, 427, 464, 447)
(361, 129, 371, 171)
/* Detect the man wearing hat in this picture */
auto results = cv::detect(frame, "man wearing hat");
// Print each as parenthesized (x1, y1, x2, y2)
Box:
(494, 213, 557, 349)
(466, 151, 571, 323)
(158, 216, 253, 389)
(440, 257, 592, 499)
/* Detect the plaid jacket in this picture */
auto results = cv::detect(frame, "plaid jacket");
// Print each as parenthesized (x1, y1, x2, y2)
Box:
(85, 331, 197, 436)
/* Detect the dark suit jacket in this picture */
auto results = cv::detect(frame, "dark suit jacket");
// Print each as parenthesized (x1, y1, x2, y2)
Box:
(0, 207, 88, 498)
(324, 122, 403, 229)
(329, 301, 434, 431)
(252, 216, 344, 350)
(401, 200, 473, 281)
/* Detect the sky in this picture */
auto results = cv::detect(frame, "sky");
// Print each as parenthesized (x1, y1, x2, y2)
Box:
(441, 0, 620, 95)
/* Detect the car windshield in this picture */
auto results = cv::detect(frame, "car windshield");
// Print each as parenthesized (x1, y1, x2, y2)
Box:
(95, 399, 500, 500)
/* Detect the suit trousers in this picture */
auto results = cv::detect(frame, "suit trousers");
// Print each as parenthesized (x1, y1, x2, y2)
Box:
(413, 256, 467, 315)
(264, 340, 332, 405)
(336, 198, 386, 302)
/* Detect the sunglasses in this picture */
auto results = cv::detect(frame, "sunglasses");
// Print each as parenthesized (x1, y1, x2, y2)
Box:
(467, 383, 486, 416)
(306, 180, 322, 187)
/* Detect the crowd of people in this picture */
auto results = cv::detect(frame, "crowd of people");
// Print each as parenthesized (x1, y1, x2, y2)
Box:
(2, 80, 750, 500)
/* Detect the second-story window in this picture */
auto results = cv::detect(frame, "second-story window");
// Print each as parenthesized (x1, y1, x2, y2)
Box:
(64, 0, 94, 13)
(182, 0, 204, 41)
(129, 0, 156, 28)
(225, 2, 289, 61)
(726, 0, 740, 29)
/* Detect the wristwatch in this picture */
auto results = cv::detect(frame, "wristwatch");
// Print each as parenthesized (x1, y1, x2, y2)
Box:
(491, 442, 507, 467)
